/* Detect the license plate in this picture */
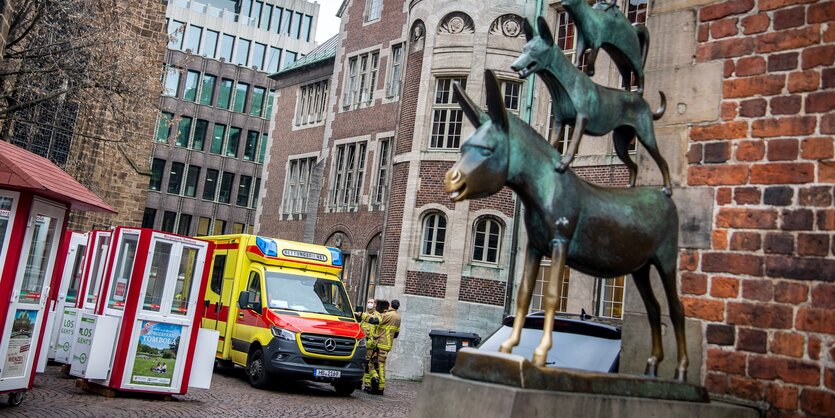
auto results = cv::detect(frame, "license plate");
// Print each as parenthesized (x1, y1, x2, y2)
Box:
(314, 369, 341, 378)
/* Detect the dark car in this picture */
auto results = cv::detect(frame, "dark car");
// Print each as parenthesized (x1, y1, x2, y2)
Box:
(478, 311, 622, 373)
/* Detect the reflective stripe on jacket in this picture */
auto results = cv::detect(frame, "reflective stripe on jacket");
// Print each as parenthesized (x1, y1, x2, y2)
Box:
(376, 310, 401, 350)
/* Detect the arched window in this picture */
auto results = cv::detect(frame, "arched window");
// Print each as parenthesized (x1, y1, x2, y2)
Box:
(421, 212, 447, 257)
(472, 217, 502, 263)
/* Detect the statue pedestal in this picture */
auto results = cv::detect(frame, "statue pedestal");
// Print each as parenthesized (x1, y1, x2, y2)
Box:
(409, 349, 759, 418)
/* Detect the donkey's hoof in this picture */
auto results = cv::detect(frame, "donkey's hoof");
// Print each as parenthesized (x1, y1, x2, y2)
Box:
(498, 340, 516, 354)
(644, 358, 659, 377)
(532, 351, 547, 367)
(555, 162, 568, 173)
(662, 187, 672, 197)
(674, 368, 687, 383)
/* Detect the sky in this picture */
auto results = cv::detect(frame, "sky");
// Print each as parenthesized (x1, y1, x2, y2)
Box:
(315, 1, 343, 44)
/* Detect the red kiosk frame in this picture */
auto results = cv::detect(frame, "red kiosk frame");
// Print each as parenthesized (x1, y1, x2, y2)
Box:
(0, 141, 114, 406)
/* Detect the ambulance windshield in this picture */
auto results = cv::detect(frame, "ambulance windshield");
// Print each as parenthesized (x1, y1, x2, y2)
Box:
(264, 271, 353, 318)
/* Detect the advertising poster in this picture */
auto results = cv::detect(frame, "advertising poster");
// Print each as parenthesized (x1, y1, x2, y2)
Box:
(130, 321, 182, 387)
(69, 314, 96, 377)
(54, 308, 77, 363)
(2, 310, 38, 379)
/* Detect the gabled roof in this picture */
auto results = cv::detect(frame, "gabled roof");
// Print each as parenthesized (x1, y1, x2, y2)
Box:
(272, 34, 339, 78)
(0, 140, 116, 213)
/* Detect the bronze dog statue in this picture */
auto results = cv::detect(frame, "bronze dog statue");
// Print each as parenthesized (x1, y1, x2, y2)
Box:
(444, 70, 688, 382)
(563, 0, 650, 93)
(513, 17, 672, 196)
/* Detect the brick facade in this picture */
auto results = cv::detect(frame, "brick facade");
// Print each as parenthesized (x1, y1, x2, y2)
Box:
(459, 276, 506, 306)
(404, 270, 447, 298)
(574, 164, 631, 187)
(684, 1, 835, 415)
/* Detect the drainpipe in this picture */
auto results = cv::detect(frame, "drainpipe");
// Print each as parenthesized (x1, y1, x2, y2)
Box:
(504, 0, 544, 316)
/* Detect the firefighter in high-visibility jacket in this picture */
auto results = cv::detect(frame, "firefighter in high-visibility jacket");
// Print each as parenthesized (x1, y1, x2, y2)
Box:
(368, 299, 400, 395)
(355, 298, 381, 391)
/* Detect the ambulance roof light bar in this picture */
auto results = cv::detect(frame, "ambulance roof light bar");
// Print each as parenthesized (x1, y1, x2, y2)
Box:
(255, 236, 278, 257)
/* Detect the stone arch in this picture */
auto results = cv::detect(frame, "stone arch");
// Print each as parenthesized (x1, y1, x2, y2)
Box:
(489, 14, 525, 38)
(437, 12, 474, 35)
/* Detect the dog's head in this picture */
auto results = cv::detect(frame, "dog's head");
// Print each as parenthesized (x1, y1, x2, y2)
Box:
(511, 17, 556, 79)
(444, 70, 511, 203)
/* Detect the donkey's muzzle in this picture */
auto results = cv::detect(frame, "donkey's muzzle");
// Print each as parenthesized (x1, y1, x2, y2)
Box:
(444, 169, 466, 202)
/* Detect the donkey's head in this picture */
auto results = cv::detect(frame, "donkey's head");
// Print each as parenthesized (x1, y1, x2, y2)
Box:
(511, 17, 555, 79)
(444, 70, 511, 203)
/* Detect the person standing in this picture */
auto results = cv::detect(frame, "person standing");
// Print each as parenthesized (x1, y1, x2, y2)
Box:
(369, 299, 400, 395)
(355, 298, 380, 392)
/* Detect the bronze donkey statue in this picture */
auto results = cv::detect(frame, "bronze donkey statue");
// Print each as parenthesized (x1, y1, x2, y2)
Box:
(444, 70, 689, 382)
(563, 0, 650, 93)
(513, 17, 672, 196)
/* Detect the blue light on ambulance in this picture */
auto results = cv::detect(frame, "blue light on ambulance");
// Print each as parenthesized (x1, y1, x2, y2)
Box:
(328, 248, 343, 266)
(256, 236, 278, 257)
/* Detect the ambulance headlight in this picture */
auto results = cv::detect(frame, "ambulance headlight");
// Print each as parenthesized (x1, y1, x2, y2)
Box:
(271, 326, 296, 341)
(357, 338, 366, 348)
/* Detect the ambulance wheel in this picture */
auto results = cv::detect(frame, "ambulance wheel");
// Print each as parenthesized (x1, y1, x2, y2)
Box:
(247, 349, 270, 389)
(333, 382, 356, 396)
(7, 391, 24, 406)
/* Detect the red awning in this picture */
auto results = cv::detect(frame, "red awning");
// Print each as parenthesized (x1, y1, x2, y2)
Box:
(0, 140, 116, 213)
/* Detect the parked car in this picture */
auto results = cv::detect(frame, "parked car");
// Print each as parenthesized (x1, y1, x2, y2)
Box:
(478, 310, 622, 373)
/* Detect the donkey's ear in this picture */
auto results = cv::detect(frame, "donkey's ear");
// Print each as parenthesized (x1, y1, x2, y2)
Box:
(523, 18, 534, 42)
(484, 70, 508, 132)
(537, 16, 554, 47)
(453, 82, 483, 128)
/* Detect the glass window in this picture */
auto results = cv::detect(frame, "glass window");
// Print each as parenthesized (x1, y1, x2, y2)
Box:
(241, 0, 252, 17)
(142, 208, 157, 228)
(282, 8, 293, 35)
(388, 44, 403, 97)
(259, 133, 268, 162)
(530, 262, 570, 313)
(199, 74, 216, 105)
(185, 25, 202, 53)
(296, 80, 328, 126)
(226, 127, 241, 157)
(0, 196, 12, 263)
(183, 70, 200, 101)
(250, 87, 265, 116)
(283, 51, 297, 68)
(329, 142, 366, 209)
(473, 217, 502, 264)
(284, 157, 315, 214)
(218, 78, 233, 109)
(503, 80, 522, 115)
(167, 162, 185, 194)
(252, 178, 261, 209)
(65, 243, 87, 304)
(264, 271, 353, 318)
(597, 276, 626, 319)
(218, 172, 234, 204)
(244, 131, 258, 161)
(252, 1, 263, 25)
(107, 233, 139, 310)
(233, 223, 246, 234)
(430, 77, 467, 149)
(177, 214, 192, 236)
(220, 34, 235, 62)
(365, 0, 381, 22)
(271, 7, 283, 32)
(233, 82, 249, 113)
(197, 217, 212, 236)
(235, 38, 251, 66)
(373, 138, 391, 205)
(265, 90, 275, 120)
(171, 247, 199, 314)
(210, 124, 225, 154)
(84, 234, 110, 307)
(212, 219, 226, 235)
(626, 0, 648, 24)
(156, 112, 173, 142)
(291, 12, 302, 38)
(143, 242, 172, 311)
(202, 29, 219, 58)
(17, 213, 58, 305)
(168, 20, 184, 49)
(259, 3, 271, 30)
(149, 158, 166, 191)
(175, 116, 192, 147)
(267, 47, 281, 73)
(184, 165, 200, 197)
(192, 119, 208, 151)
(301, 15, 313, 41)
(344, 51, 379, 107)
(161, 212, 176, 233)
(163, 67, 180, 96)
(203, 169, 219, 200)
(252, 43, 266, 71)
(421, 212, 447, 257)
(237, 175, 252, 206)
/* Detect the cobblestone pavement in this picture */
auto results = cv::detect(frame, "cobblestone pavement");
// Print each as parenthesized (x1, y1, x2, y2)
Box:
(0, 365, 420, 417)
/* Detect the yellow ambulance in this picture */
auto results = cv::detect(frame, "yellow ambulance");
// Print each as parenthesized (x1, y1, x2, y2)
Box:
(200, 234, 365, 395)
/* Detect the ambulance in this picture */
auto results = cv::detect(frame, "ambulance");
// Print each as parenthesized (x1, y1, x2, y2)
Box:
(200, 234, 365, 395)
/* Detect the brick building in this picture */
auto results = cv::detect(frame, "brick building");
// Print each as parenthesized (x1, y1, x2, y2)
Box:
(142, 0, 319, 235)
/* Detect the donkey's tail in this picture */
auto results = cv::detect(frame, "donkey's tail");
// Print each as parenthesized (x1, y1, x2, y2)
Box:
(635, 24, 650, 68)
(653, 91, 666, 120)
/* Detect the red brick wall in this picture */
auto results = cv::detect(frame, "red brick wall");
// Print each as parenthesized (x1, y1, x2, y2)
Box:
(459, 276, 505, 306)
(404, 270, 447, 298)
(685, 1, 834, 415)
(574, 164, 631, 187)
(416, 161, 455, 209)
(469, 187, 517, 217)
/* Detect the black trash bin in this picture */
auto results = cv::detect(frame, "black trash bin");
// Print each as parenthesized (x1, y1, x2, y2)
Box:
(428, 330, 481, 374)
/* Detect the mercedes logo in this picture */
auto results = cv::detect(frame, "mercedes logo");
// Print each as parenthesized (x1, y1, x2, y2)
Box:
(324, 338, 336, 352)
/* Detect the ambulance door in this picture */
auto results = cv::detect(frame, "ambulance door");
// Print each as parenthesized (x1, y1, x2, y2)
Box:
(230, 269, 264, 365)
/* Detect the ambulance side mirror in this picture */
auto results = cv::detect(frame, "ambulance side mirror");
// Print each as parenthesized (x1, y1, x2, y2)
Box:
(238, 290, 261, 312)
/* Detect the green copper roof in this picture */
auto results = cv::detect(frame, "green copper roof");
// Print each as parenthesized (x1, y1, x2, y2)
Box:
(273, 35, 339, 77)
